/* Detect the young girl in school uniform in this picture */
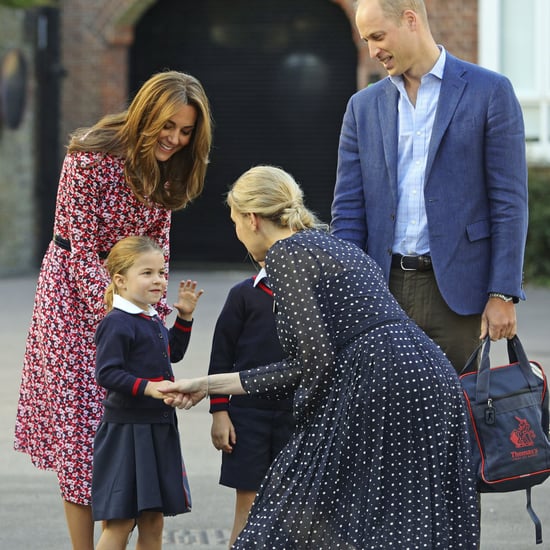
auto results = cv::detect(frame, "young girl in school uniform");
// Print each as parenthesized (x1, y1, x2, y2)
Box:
(92, 235, 203, 550)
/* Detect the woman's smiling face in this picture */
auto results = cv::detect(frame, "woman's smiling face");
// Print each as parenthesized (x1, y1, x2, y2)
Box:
(154, 103, 197, 162)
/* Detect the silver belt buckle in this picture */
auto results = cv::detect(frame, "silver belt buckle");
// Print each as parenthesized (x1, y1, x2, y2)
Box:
(400, 254, 417, 271)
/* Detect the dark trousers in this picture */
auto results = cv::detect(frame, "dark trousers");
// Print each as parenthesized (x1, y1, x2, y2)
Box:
(390, 267, 482, 548)
(389, 268, 481, 374)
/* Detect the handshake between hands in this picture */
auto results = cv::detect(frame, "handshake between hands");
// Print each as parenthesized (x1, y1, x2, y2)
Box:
(145, 378, 207, 410)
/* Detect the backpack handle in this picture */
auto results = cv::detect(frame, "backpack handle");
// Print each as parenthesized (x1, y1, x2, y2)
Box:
(462, 335, 539, 403)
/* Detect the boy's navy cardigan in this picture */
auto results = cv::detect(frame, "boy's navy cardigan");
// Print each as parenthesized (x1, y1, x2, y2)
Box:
(207, 275, 292, 413)
(95, 308, 193, 424)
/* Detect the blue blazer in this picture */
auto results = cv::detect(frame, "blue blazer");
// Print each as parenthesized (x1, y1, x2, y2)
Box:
(331, 53, 528, 315)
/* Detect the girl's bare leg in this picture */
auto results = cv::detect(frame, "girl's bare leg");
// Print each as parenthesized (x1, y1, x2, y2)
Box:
(63, 500, 94, 550)
(136, 511, 164, 550)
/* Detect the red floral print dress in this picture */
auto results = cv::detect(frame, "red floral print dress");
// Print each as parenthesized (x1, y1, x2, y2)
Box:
(14, 151, 171, 505)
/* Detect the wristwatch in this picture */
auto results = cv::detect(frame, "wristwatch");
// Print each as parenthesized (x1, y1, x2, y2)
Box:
(488, 292, 514, 302)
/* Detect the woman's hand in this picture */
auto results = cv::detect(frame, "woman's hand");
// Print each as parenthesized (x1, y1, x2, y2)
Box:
(156, 372, 244, 409)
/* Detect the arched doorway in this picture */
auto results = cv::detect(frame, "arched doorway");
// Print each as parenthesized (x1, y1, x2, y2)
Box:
(130, 0, 357, 265)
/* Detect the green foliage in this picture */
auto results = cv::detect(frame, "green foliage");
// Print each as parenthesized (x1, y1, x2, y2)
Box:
(0, 0, 56, 8)
(524, 167, 550, 286)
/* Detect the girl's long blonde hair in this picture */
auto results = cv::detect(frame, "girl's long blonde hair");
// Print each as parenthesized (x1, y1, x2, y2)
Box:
(68, 71, 213, 211)
(103, 236, 163, 312)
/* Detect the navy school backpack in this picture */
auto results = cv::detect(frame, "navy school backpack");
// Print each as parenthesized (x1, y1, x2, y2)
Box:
(460, 335, 550, 545)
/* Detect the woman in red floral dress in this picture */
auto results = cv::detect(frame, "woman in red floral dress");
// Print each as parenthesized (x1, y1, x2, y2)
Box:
(14, 70, 212, 550)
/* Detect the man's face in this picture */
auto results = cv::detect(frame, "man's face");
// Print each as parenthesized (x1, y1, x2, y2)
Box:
(355, 0, 415, 77)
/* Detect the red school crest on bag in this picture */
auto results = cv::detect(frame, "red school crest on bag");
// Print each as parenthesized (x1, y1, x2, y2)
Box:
(510, 416, 537, 450)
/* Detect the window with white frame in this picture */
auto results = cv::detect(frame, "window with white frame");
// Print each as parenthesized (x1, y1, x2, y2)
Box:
(479, 0, 550, 164)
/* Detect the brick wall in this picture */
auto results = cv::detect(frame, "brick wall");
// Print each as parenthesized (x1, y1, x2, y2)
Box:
(59, 0, 153, 145)
(426, 0, 478, 63)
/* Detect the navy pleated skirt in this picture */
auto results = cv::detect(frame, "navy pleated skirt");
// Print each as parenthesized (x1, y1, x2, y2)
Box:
(91, 422, 192, 521)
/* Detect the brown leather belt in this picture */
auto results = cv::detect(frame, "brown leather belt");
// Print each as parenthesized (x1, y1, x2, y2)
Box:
(391, 254, 432, 272)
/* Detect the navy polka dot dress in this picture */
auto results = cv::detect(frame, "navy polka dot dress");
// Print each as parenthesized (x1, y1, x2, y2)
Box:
(234, 230, 479, 549)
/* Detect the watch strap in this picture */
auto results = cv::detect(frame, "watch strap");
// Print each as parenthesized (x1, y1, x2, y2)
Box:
(488, 292, 514, 303)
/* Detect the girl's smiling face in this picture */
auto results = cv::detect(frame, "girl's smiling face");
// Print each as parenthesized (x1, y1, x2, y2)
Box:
(114, 250, 167, 310)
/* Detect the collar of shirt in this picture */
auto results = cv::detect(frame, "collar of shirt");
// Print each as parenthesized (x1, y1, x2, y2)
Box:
(389, 45, 446, 90)
(253, 267, 268, 287)
(112, 293, 158, 316)
(432, 45, 446, 79)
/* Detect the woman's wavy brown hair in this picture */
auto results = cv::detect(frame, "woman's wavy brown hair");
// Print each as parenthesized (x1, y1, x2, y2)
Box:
(68, 71, 213, 211)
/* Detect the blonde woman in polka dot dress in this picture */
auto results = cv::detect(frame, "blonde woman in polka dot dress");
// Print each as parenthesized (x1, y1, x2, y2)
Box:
(14, 71, 212, 550)
(160, 165, 480, 549)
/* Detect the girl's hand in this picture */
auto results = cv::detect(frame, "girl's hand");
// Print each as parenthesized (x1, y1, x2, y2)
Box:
(144, 380, 168, 399)
(173, 280, 204, 321)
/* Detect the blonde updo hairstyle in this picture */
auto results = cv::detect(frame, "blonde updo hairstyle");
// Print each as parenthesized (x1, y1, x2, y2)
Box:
(103, 236, 164, 312)
(226, 165, 327, 232)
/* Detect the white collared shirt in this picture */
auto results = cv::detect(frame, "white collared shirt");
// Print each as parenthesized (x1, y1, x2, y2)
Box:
(253, 267, 268, 288)
(112, 293, 158, 317)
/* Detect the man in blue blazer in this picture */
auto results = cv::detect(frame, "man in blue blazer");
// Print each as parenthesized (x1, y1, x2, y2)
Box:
(331, 0, 528, 372)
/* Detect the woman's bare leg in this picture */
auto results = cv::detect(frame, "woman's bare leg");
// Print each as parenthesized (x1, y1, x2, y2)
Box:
(63, 500, 95, 550)
(96, 518, 135, 550)
(229, 490, 256, 547)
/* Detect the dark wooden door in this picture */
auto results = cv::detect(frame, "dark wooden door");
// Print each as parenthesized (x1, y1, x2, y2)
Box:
(130, 0, 357, 266)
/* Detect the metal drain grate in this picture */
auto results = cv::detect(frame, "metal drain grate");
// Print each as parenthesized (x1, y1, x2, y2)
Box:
(163, 528, 231, 547)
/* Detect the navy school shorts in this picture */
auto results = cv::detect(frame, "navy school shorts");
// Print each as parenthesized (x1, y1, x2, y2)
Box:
(220, 404, 295, 491)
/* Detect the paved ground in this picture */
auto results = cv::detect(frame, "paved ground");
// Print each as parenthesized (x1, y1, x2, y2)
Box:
(1, 269, 549, 549)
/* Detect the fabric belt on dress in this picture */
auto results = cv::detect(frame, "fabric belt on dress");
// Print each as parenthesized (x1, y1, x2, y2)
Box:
(391, 254, 432, 272)
(53, 235, 109, 260)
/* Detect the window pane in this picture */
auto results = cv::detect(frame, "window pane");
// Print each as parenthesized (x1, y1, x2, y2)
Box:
(501, 0, 535, 92)
(522, 105, 540, 142)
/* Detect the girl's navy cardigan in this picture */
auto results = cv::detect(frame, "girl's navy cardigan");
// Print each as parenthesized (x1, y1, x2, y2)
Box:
(95, 309, 193, 424)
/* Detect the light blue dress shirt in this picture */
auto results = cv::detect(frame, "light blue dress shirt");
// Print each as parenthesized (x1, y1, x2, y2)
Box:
(390, 47, 446, 256)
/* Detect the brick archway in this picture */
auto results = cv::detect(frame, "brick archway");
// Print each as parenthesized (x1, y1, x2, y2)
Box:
(59, 0, 156, 143)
